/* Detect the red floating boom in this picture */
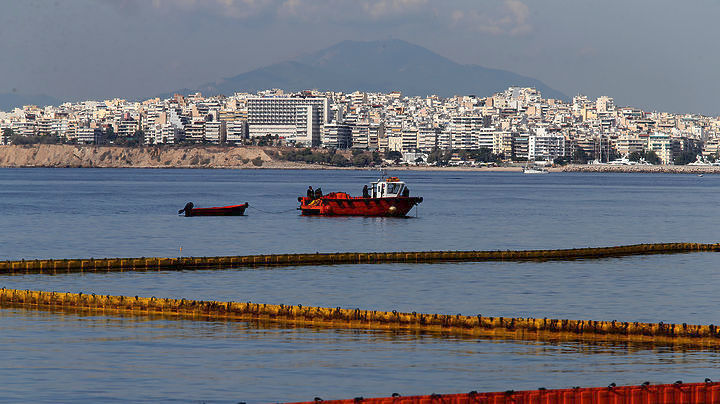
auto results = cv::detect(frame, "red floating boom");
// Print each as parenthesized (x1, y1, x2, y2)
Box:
(287, 381, 720, 404)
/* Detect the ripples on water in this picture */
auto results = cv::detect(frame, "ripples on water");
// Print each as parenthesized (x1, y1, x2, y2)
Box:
(2, 168, 720, 402)
(3, 308, 720, 403)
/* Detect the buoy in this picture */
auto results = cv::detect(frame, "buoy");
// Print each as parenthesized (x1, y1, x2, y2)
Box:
(388, 206, 397, 214)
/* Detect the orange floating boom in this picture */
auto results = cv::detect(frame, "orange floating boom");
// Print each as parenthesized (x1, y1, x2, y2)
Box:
(286, 381, 720, 404)
(4, 288, 720, 347)
(2, 242, 720, 274)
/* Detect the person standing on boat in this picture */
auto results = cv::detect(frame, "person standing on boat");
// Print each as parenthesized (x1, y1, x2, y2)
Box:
(315, 187, 323, 198)
(307, 186, 314, 200)
(362, 185, 369, 198)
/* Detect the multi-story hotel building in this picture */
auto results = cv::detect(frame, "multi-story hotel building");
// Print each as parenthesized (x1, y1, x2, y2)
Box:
(247, 97, 329, 146)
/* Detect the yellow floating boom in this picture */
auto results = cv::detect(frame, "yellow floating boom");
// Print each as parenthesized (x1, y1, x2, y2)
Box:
(0, 243, 718, 274)
(2, 288, 720, 347)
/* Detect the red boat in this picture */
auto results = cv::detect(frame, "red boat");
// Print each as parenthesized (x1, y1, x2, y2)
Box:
(298, 177, 423, 217)
(178, 202, 248, 217)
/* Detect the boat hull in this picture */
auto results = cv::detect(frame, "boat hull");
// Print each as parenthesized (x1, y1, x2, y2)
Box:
(185, 203, 248, 217)
(298, 196, 422, 217)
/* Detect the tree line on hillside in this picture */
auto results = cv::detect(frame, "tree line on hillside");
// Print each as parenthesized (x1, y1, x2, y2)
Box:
(276, 148, 383, 167)
(426, 148, 504, 166)
(2, 128, 145, 146)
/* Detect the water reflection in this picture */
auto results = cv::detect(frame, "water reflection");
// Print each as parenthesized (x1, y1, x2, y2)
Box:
(3, 307, 720, 403)
(5, 304, 720, 356)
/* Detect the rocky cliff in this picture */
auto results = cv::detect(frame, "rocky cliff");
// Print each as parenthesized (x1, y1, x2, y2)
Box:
(0, 144, 312, 169)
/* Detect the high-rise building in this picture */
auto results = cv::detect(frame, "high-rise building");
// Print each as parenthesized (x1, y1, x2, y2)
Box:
(450, 116, 486, 149)
(247, 97, 329, 146)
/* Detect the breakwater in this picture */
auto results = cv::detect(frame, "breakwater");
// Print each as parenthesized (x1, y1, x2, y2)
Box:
(561, 163, 720, 174)
(2, 243, 718, 274)
(4, 288, 720, 347)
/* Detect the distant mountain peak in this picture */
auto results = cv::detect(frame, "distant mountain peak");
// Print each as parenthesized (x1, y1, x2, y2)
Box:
(186, 39, 566, 100)
(0, 93, 60, 111)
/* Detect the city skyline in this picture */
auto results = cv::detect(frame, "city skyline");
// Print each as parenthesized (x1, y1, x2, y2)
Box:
(2, 1, 720, 115)
(2, 85, 716, 167)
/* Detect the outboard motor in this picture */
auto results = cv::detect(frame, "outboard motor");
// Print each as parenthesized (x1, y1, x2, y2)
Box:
(179, 202, 194, 217)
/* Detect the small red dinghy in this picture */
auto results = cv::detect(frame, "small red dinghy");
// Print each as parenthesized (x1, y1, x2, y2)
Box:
(178, 202, 248, 217)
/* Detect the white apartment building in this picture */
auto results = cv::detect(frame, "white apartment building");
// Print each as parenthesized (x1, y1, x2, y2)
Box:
(528, 131, 566, 161)
(387, 135, 403, 152)
(350, 122, 383, 150)
(11, 121, 35, 136)
(616, 134, 646, 156)
(492, 131, 513, 157)
(351, 123, 370, 149)
(596, 96, 615, 113)
(204, 121, 224, 144)
(51, 120, 71, 139)
(184, 120, 205, 143)
(450, 116, 484, 149)
(476, 127, 495, 150)
(226, 120, 247, 144)
(322, 123, 352, 148)
(401, 128, 418, 152)
(146, 123, 183, 145)
(647, 133, 677, 164)
(36, 119, 53, 135)
(76, 127, 102, 144)
(117, 117, 138, 138)
(247, 97, 329, 146)
(417, 127, 438, 152)
(1, 125, 10, 145)
(702, 137, 720, 158)
(437, 128, 452, 150)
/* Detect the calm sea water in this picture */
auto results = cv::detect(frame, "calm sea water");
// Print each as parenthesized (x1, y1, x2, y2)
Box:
(2, 168, 720, 403)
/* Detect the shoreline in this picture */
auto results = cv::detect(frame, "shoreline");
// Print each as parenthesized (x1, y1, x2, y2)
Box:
(4, 163, 718, 174)
(0, 145, 718, 174)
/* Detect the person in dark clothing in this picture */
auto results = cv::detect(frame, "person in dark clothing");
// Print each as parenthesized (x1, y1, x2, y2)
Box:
(315, 187, 323, 198)
(307, 186, 314, 199)
(402, 186, 410, 197)
(362, 185, 370, 198)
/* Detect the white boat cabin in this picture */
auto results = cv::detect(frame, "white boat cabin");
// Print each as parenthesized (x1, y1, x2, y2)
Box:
(370, 177, 408, 198)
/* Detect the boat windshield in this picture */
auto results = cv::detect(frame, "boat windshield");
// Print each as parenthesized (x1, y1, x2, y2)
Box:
(387, 183, 402, 195)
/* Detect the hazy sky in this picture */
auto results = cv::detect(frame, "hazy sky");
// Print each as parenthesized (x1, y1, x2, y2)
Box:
(2, 0, 718, 114)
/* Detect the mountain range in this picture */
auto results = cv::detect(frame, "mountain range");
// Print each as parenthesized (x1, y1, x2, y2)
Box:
(183, 39, 567, 100)
(3, 39, 566, 111)
(0, 93, 60, 112)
